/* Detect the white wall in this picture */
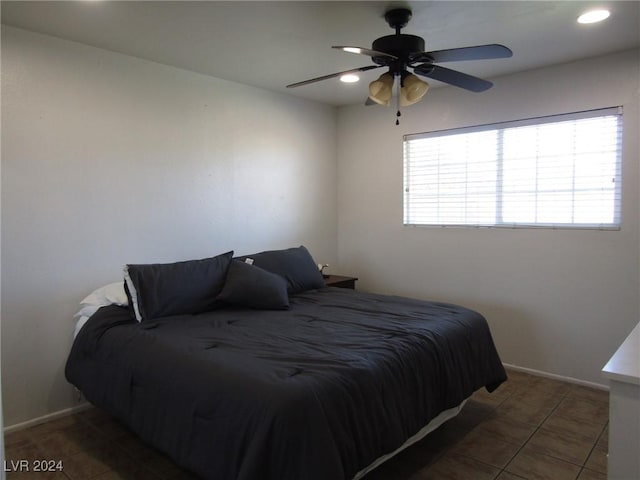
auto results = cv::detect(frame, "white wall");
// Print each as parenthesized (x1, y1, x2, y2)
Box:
(1, 26, 338, 427)
(337, 49, 640, 386)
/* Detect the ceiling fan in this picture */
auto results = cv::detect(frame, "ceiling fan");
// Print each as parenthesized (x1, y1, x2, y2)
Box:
(286, 8, 512, 123)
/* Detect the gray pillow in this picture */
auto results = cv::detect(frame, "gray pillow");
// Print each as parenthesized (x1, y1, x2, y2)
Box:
(217, 260, 289, 310)
(236, 246, 324, 294)
(124, 251, 233, 321)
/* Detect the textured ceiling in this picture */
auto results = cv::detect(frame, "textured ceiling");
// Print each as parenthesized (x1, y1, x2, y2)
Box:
(2, 1, 639, 106)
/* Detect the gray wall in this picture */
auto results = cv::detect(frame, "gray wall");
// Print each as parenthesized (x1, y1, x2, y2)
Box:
(336, 49, 640, 386)
(1, 26, 338, 427)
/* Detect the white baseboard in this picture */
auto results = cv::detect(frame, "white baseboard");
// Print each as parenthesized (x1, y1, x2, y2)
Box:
(503, 363, 609, 391)
(4, 402, 92, 434)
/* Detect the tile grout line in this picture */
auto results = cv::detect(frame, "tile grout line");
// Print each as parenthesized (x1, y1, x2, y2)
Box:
(501, 382, 610, 480)
(456, 375, 560, 480)
(499, 381, 578, 479)
(580, 422, 609, 477)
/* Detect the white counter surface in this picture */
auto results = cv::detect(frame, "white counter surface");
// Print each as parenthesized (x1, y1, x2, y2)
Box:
(602, 322, 640, 386)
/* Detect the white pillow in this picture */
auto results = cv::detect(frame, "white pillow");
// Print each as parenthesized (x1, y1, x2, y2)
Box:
(74, 282, 129, 338)
(80, 282, 128, 307)
(74, 316, 90, 339)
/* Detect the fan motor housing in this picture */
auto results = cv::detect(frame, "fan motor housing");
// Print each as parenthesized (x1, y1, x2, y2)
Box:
(372, 34, 425, 65)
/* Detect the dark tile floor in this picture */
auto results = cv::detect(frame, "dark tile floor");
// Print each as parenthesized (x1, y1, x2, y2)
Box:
(4, 369, 609, 479)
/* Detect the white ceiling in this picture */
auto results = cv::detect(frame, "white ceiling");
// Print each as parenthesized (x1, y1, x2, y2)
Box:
(2, 1, 639, 106)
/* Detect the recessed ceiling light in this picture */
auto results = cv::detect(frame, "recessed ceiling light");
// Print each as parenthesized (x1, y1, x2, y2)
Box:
(340, 74, 360, 83)
(577, 9, 610, 24)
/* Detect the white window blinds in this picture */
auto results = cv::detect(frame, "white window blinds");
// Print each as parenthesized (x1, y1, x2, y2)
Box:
(403, 107, 623, 229)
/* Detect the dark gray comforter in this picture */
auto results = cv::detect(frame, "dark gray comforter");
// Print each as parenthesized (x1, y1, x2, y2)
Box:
(66, 287, 506, 480)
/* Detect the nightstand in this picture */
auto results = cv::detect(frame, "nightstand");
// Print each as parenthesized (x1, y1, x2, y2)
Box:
(324, 275, 358, 289)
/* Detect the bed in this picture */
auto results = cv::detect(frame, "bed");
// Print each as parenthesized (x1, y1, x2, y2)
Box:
(66, 246, 506, 480)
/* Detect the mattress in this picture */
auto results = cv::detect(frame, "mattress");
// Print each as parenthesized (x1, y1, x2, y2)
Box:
(66, 287, 506, 480)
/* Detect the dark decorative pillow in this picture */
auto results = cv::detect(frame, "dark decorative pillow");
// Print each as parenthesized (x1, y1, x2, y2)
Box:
(124, 251, 233, 321)
(217, 260, 289, 310)
(236, 246, 325, 294)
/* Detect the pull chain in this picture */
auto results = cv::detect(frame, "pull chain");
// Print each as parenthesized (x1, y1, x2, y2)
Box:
(395, 76, 401, 126)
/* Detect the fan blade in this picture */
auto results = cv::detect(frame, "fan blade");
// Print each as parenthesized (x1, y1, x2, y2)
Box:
(411, 44, 512, 64)
(286, 65, 382, 88)
(414, 64, 493, 92)
(333, 46, 397, 60)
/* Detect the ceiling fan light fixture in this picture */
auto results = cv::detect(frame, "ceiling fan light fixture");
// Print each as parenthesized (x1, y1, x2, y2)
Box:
(369, 73, 394, 106)
(340, 73, 360, 83)
(400, 74, 429, 106)
(577, 9, 610, 24)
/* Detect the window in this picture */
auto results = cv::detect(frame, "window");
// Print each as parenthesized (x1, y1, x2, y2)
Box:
(403, 107, 623, 229)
